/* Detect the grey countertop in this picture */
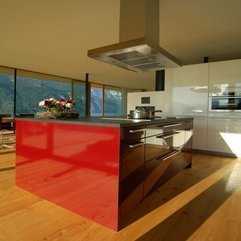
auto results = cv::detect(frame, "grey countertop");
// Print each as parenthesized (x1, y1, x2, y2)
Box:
(16, 116, 193, 128)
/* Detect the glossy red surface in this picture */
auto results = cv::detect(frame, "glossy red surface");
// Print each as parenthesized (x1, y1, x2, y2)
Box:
(16, 119, 120, 230)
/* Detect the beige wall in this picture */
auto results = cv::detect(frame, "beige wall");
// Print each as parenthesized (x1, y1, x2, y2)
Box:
(0, 0, 155, 90)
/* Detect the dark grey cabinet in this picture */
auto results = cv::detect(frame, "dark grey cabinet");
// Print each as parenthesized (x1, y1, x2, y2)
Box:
(119, 120, 193, 220)
(119, 125, 145, 217)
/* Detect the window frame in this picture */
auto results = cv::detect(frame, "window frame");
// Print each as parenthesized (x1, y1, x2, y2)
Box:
(0, 65, 132, 118)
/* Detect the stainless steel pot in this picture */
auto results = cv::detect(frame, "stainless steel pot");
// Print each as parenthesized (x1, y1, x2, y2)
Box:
(129, 109, 150, 119)
(129, 107, 162, 119)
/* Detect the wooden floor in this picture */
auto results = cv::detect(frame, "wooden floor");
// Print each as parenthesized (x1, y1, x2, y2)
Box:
(0, 152, 241, 241)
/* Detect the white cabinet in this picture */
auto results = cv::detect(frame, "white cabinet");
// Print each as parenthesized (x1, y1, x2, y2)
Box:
(209, 59, 241, 89)
(171, 63, 209, 151)
(207, 118, 241, 156)
(172, 63, 209, 116)
(170, 59, 241, 155)
(193, 118, 208, 150)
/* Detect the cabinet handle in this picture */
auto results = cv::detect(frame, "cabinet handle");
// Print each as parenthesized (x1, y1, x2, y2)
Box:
(129, 129, 145, 133)
(163, 123, 182, 128)
(162, 150, 181, 161)
(156, 131, 179, 139)
(129, 142, 145, 148)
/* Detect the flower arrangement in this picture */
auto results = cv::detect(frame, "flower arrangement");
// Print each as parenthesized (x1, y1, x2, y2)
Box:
(39, 97, 75, 113)
(36, 97, 79, 119)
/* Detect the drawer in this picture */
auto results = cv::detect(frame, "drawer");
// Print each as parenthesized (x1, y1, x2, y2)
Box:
(120, 142, 145, 180)
(121, 126, 145, 141)
(162, 122, 185, 132)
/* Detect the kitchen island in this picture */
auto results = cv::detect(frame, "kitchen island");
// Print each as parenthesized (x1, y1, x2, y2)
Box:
(15, 117, 193, 231)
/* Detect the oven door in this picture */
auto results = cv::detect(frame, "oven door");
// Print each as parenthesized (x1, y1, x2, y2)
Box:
(209, 95, 241, 112)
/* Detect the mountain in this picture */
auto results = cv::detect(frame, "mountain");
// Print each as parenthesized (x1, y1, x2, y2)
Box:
(0, 74, 122, 116)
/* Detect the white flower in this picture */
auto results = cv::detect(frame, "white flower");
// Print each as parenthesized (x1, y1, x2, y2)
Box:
(39, 100, 45, 107)
(65, 103, 72, 108)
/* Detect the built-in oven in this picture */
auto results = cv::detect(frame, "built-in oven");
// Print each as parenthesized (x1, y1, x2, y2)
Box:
(209, 90, 241, 112)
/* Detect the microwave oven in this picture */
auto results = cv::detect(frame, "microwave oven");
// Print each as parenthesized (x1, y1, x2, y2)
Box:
(209, 91, 241, 112)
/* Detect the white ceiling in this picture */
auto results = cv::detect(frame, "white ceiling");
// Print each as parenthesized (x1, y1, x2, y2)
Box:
(0, 0, 241, 90)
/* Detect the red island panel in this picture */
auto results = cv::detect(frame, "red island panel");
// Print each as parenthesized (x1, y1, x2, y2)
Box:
(16, 119, 120, 230)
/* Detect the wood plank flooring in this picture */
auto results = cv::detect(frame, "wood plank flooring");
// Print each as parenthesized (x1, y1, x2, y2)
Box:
(0, 152, 241, 241)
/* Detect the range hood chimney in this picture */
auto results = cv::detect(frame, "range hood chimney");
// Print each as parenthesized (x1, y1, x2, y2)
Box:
(88, 0, 182, 72)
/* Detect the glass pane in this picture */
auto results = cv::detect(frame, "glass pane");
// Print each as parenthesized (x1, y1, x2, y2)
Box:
(104, 88, 123, 116)
(16, 73, 71, 114)
(73, 81, 86, 116)
(0, 69, 14, 115)
(91, 86, 103, 116)
(17, 69, 70, 83)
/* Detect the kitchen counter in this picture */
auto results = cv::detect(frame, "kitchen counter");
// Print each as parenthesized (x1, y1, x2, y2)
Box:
(17, 116, 193, 127)
(15, 117, 193, 231)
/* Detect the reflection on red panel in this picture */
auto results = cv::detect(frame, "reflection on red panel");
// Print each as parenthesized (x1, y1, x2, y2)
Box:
(16, 120, 120, 231)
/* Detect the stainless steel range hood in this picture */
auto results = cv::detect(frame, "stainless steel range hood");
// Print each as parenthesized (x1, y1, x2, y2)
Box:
(88, 0, 182, 72)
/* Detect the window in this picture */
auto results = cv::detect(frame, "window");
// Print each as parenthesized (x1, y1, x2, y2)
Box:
(104, 87, 123, 116)
(90, 83, 123, 117)
(0, 66, 127, 118)
(73, 80, 86, 116)
(0, 67, 14, 115)
(91, 83, 103, 116)
(16, 70, 72, 114)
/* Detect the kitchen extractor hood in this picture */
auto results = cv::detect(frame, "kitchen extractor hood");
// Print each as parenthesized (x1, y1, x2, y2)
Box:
(88, 0, 182, 72)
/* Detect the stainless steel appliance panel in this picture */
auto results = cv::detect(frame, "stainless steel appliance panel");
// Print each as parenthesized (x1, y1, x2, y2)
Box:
(209, 90, 241, 112)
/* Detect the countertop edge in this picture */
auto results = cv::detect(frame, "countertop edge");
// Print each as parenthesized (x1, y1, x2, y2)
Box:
(15, 117, 193, 128)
